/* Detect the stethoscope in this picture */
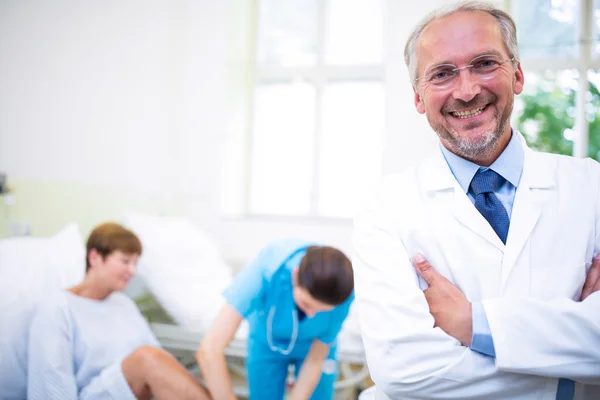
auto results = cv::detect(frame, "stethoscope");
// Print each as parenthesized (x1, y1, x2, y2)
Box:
(264, 246, 308, 355)
(266, 303, 299, 355)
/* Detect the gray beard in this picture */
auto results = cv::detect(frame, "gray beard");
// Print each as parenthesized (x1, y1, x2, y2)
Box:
(429, 99, 513, 162)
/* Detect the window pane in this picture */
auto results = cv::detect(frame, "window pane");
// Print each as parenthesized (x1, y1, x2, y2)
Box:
(513, 70, 577, 156)
(318, 81, 384, 217)
(587, 71, 600, 161)
(595, 0, 600, 56)
(250, 83, 315, 214)
(325, 0, 384, 65)
(513, 0, 578, 59)
(257, 0, 319, 66)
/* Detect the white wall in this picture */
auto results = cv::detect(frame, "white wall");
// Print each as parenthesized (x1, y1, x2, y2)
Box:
(0, 0, 450, 262)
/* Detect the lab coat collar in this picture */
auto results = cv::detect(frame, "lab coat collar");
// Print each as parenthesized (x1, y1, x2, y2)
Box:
(418, 131, 557, 282)
(421, 130, 555, 191)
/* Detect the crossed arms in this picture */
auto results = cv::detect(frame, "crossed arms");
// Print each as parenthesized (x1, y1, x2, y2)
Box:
(352, 176, 600, 399)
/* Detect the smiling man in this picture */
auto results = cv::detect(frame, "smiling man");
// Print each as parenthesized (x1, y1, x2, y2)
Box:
(352, 1, 600, 399)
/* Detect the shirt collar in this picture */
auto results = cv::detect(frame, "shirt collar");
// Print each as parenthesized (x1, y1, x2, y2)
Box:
(439, 129, 524, 193)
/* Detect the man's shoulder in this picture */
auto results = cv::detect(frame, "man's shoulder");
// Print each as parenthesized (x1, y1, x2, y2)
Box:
(528, 149, 600, 177)
(372, 153, 440, 196)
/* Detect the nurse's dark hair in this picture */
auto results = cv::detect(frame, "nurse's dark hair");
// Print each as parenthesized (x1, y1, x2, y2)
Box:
(85, 222, 142, 273)
(297, 246, 354, 305)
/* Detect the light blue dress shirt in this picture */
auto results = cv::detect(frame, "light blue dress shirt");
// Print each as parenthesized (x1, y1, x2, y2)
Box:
(440, 131, 574, 399)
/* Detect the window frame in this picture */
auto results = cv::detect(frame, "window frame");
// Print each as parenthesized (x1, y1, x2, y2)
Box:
(243, 0, 385, 219)
(509, 0, 600, 157)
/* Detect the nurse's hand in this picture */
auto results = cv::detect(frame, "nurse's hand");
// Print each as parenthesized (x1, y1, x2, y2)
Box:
(412, 253, 472, 346)
(581, 254, 600, 301)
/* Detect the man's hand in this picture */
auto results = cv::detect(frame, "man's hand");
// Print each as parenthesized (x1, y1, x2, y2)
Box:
(412, 253, 473, 346)
(581, 254, 600, 301)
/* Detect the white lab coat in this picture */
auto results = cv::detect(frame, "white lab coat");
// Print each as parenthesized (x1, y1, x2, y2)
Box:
(352, 134, 600, 400)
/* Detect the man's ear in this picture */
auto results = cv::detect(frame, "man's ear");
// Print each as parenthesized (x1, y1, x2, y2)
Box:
(414, 86, 426, 114)
(513, 62, 525, 95)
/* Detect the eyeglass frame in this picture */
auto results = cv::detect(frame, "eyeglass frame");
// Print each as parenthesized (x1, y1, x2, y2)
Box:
(413, 54, 517, 88)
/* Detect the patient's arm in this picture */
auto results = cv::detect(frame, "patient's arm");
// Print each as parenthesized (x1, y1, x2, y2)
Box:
(27, 298, 78, 400)
(196, 304, 242, 400)
(288, 340, 330, 400)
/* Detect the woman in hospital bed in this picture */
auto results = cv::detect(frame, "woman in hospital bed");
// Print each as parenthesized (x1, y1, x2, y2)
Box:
(197, 239, 355, 400)
(27, 222, 211, 400)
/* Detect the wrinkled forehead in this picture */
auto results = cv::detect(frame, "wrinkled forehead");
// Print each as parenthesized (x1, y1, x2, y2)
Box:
(416, 11, 506, 72)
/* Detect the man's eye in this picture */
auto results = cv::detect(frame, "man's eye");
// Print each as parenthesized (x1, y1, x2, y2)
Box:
(430, 70, 452, 81)
(474, 59, 499, 70)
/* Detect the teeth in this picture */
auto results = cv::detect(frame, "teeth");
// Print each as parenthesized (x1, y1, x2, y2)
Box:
(452, 106, 485, 118)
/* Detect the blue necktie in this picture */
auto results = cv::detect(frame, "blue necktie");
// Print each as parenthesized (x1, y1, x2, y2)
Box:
(469, 169, 510, 244)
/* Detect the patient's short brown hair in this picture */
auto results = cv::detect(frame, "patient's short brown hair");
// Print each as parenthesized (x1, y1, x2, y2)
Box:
(86, 222, 142, 272)
(297, 246, 354, 305)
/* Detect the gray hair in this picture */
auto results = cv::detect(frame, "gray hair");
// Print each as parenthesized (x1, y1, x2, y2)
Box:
(404, 1, 520, 84)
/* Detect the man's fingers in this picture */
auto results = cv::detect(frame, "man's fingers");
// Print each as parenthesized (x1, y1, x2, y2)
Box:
(581, 254, 600, 301)
(412, 253, 438, 285)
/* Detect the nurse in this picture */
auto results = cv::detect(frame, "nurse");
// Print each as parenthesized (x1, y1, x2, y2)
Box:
(196, 239, 354, 400)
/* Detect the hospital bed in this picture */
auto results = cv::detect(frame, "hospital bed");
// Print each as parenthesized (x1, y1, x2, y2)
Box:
(123, 214, 373, 399)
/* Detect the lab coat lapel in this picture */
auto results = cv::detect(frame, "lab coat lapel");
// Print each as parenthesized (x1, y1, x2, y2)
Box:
(452, 183, 505, 251)
(500, 148, 555, 287)
(421, 150, 504, 251)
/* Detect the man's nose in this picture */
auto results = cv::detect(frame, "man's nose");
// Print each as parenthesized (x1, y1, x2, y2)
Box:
(452, 68, 481, 102)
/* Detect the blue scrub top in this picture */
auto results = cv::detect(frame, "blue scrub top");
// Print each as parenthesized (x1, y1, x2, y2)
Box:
(223, 239, 354, 354)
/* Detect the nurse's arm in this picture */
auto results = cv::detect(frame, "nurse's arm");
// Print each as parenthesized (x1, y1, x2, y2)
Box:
(288, 339, 330, 400)
(196, 304, 242, 400)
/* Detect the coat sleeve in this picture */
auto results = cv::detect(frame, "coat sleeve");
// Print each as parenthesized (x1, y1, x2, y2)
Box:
(352, 178, 550, 400)
(483, 294, 600, 384)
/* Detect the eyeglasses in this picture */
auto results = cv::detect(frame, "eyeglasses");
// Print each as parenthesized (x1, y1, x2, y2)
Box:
(415, 55, 516, 89)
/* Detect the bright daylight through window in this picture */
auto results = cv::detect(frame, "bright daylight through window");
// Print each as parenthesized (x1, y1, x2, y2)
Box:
(247, 0, 384, 218)
(513, 0, 600, 161)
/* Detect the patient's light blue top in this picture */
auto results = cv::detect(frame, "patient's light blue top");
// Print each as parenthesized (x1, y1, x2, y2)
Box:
(0, 303, 36, 400)
(27, 291, 159, 400)
(223, 239, 353, 355)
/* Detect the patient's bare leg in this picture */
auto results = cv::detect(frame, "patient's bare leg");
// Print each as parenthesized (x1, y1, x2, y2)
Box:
(122, 346, 211, 400)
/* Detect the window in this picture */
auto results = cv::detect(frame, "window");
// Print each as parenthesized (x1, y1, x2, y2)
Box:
(511, 0, 600, 161)
(242, 0, 385, 218)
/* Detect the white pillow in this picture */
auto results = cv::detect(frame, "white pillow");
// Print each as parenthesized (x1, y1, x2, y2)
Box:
(122, 213, 242, 335)
(0, 223, 85, 310)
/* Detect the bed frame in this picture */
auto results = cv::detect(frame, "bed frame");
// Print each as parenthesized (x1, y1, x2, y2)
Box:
(150, 322, 371, 399)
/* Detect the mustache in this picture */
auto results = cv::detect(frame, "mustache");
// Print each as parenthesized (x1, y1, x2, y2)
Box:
(442, 94, 497, 113)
